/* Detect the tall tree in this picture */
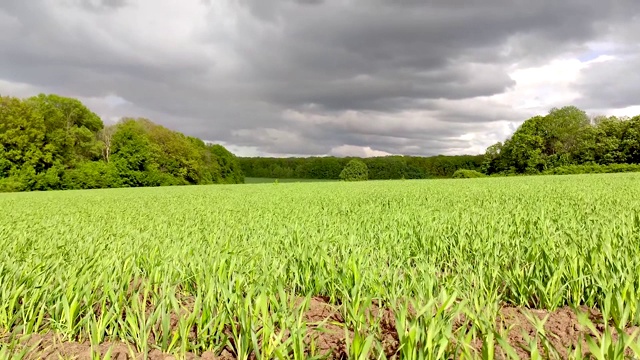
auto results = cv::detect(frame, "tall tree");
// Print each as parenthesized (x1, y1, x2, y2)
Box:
(482, 107, 640, 175)
(99, 124, 118, 163)
(0, 96, 47, 178)
(25, 94, 104, 167)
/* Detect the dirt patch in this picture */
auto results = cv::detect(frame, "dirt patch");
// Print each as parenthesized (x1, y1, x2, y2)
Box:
(3, 333, 223, 360)
(482, 306, 640, 359)
(303, 297, 349, 356)
(3, 301, 638, 359)
(300, 296, 399, 358)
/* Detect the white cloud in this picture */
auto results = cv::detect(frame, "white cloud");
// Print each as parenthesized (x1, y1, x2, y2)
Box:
(493, 54, 616, 114)
(329, 145, 391, 157)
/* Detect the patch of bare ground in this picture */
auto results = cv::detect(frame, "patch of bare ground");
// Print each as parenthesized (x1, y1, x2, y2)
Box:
(3, 299, 638, 359)
(2, 333, 231, 360)
(301, 296, 349, 356)
(301, 301, 640, 359)
(490, 305, 639, 359)
(300, 296, 399, 358)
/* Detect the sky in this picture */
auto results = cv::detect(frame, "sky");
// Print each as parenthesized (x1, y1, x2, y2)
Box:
(1, 1, 640, 158)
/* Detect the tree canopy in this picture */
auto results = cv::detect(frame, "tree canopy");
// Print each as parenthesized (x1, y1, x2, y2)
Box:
(0, 94, 244, 192)
(239, 155, 484, 180)
(482, 106, 640, 175)
(340, 159, 369, 181)
(7, 96, 631, 191)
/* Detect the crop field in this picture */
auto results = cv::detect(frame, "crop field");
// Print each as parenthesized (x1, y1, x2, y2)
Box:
(1, 173, 640, 359)
(244, 178, 337, 184)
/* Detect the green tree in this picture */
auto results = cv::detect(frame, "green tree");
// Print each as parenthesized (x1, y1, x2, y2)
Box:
(481, 142, 503, 174)
(25, 94, 103, 167)
(1, 94, 244, 192)
(364, 156, 407, 179)
(302, 157, 343, 179)
(209, 144, 245, 184)
(486, 107, 591, 174)
(110, 118, 159, 186)
(0, 96, 47, 183)
(498, 116, 547, 173)
(621, 116, 640, 164)
(482, 106, 640, 175)
(541, 106, 590, 157)
(339, 159, 369, 181)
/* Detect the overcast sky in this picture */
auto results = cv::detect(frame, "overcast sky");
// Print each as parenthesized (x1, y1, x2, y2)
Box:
(1, 1, 640, 157)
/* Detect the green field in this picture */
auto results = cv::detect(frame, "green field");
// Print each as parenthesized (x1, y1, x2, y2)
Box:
(244, 177, 338, 184)
(2, 173, 640, 359)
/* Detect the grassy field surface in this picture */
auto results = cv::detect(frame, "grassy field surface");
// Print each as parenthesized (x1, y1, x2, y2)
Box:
(244, 177, 337, 184)
(1, 173, 640, 359)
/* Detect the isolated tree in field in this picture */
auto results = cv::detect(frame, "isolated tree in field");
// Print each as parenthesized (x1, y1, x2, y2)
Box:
(340, 159, 368, 181)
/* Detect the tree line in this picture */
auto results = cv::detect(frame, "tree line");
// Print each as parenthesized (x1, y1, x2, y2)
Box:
(240, 105, 640, 181)
(0, 94, 244, 192)
(4, 95, 639, 193)
(482, 106, 640, 175)
(238, 154, 484, 180)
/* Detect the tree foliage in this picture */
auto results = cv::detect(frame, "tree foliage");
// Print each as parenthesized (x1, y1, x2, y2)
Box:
(482, 106, 640, 175)
(339, 159, 369, 181)
(0, 94, 244, 192)
(542, 163, 640, 175)
(239, 155, 484, 180)
(452, 169, 485, 178)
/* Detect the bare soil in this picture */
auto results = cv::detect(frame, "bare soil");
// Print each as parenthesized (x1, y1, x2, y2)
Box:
(494, 306, 639, 359)
(2, 299, 638, 359)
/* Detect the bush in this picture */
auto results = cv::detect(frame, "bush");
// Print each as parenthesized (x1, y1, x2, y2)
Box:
(452, 169, 485, 178)
(340, 159, 369, 181)
(144, 170, 188, 187)
(33, 164, 64, 191)
(62, 161, 123, 189)
(0, 177, 27, 192)
(543, 163, 640, 175)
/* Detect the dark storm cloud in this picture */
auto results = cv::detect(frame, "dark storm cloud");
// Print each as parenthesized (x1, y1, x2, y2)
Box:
(1, 0, 639, 156)
(233, 0, 638, 111)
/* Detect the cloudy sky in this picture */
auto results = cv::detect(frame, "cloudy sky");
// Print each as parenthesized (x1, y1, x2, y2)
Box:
(1, 0, 640, 157)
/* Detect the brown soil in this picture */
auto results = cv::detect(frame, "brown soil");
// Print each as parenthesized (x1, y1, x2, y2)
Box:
(302, 296, 350, 355)
(493, 306, 639, 359)
(301, 296, 398, 358)
(2, 300, 638, 360)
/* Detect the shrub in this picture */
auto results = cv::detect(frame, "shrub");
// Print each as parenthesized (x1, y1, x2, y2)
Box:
(62, 161, 123, 189)
(543, 163, 640, 175)
(340, 159, 369, 181)
(0, 176, 27, 193)
(452, 169, 485, 178)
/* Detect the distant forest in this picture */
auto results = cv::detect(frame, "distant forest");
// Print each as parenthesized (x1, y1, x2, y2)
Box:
(239, 155, 483, 180)
(0, 94, 244, 192)
(3, 94, 640, 192)
(241, 106, 640, 180)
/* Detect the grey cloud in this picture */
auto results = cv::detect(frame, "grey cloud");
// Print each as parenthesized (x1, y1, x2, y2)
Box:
(79, 0, 129, 11)
(572, 21, 640, 111)
(574, 54, 640, 110)
(232, 0, 640, 116)
(227, 108, 501, 156)
(1, 0, 639, 156)
(258, 63, 516, 112)
(100, 0, 127, 7)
